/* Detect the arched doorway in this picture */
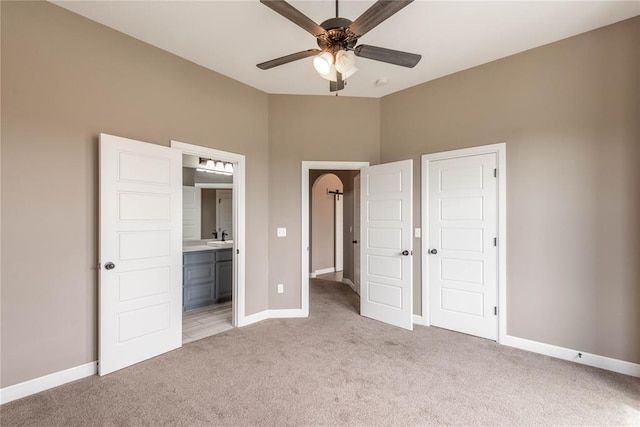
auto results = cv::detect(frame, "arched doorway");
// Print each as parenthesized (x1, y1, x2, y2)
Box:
(310, 173, 344, 279)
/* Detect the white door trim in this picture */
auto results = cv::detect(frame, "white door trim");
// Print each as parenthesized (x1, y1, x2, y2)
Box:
(301, 161, 369, 316)
(171, 141, 246, 328)
(421, 143, 507, 343)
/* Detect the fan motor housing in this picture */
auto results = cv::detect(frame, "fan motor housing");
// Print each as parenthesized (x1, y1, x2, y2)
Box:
(317, 17, 357, 52)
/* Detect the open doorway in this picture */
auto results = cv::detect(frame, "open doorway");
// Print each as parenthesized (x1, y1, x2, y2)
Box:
(301, 161, 369, 316)
(181, 155, 234, 343)
(171, 140, 248, 342)
(310, 173, 344, 280)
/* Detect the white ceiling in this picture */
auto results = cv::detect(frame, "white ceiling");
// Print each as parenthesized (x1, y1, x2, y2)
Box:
(52, 1, 638, 98)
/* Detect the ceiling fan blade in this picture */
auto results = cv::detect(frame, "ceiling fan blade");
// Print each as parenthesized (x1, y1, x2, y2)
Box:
(257, 49, 322, 70)
(260, 0, 326, 37)
(354, 45, 421, 68)
(330, 72, 345, 92)
(349, 0, 413, 38)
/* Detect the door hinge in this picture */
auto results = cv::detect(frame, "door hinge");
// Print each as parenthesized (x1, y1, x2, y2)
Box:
(97, 262, 101, 270)
(494, 237, 497, 247)
(494, 168, 497, 178)
(494, 306, 498, 316)
(236, 249, 239, 255)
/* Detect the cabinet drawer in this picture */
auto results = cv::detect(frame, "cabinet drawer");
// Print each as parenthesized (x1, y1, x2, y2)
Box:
(184, 264, 215, 286)
(183, 251, 215, 265)
(215, 249, 233, 262)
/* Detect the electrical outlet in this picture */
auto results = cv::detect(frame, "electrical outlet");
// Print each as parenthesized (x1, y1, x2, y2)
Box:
(415, 228, 421, 238)
(277, 227, 287, 237)
(277, 283, 284, 294)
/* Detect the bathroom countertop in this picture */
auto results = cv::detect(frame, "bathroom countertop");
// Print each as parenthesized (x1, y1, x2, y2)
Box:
(182, 240, 233, 253)
(182, 245, 220, 253)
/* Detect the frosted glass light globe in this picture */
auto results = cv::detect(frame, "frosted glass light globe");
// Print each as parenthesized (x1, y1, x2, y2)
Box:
(335, 50, 356, 73)
(313, 52, 334, 75)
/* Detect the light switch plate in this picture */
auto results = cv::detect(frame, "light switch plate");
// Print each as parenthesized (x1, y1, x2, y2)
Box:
(414, 228, 421, 238)
(277, 227, 287, 237)
(277, 283, 284, 293)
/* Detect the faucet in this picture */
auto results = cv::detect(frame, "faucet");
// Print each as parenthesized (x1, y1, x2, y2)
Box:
(221, 230, 228, 241)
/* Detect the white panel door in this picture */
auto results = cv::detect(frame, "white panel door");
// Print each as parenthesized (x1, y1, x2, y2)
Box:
(353, 174, 361, 294)
(428, 153, 497, 340)
(182, 186, 201, 240)
(361, 160, 413, 330)
(99, 133, 182, 376)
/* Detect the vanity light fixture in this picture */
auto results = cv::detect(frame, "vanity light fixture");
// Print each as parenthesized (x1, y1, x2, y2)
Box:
(197, 157, 233, 175)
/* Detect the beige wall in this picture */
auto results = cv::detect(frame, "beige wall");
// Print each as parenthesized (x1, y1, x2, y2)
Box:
(268, 95, 380, 309)
(1, 1, 269, 388)
(311, 173, 343, 273)
(381, 17, 640, 364)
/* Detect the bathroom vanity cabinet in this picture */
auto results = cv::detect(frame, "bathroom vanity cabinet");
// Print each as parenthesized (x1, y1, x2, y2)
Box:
(183, 248, 232, 311)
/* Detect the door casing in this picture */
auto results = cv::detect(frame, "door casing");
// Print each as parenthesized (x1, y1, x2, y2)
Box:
(421, 143, 507, 343)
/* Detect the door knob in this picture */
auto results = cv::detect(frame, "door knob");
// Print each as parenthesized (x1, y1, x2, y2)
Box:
(401, 250, 410, 256)
(429, 249, 438, 255)
(352, 240, 358, 244)
(104, 262, 116, 270)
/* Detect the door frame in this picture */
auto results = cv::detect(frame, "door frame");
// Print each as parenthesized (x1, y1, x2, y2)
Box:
(421, 143, 507, 343)
(301, 161, 369, 316)
(334, 191, 343, 272)
(171, 140, 246, 327)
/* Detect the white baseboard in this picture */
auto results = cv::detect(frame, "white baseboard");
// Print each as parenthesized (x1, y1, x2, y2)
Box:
(412, 314, 429, 326)
(502, 334, 640, 378)
(0, 361, 97, 405)
(267, 309, 306, 318)
(342, 278, 360, 295)
(239, 308, 306, 327)
(313, 267, 335, 276)
(239, 309, 270, 327)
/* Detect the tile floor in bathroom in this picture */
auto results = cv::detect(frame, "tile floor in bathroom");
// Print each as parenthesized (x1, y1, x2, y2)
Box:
(182, 300, 233, 344)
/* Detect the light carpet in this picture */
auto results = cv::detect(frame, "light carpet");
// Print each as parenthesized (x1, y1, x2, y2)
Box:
(1, 279, 639, 426)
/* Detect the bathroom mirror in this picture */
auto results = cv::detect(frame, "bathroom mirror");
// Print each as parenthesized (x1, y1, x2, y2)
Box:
(182, 154, 233, 241)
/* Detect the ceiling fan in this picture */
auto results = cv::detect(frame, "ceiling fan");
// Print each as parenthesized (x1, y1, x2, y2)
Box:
(257, 0, 422, 92)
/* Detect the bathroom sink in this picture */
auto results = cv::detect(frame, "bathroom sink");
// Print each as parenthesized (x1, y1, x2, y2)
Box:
(207, 240, 233, 248)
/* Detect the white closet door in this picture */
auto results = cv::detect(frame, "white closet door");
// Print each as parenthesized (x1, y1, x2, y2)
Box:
(428, 153, 498, 340)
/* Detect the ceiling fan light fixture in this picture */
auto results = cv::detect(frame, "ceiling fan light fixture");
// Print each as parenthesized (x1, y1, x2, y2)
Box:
(258, 0, 421, 93)
(313, 51, 333, 75)
(335, 50, 356, 74)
